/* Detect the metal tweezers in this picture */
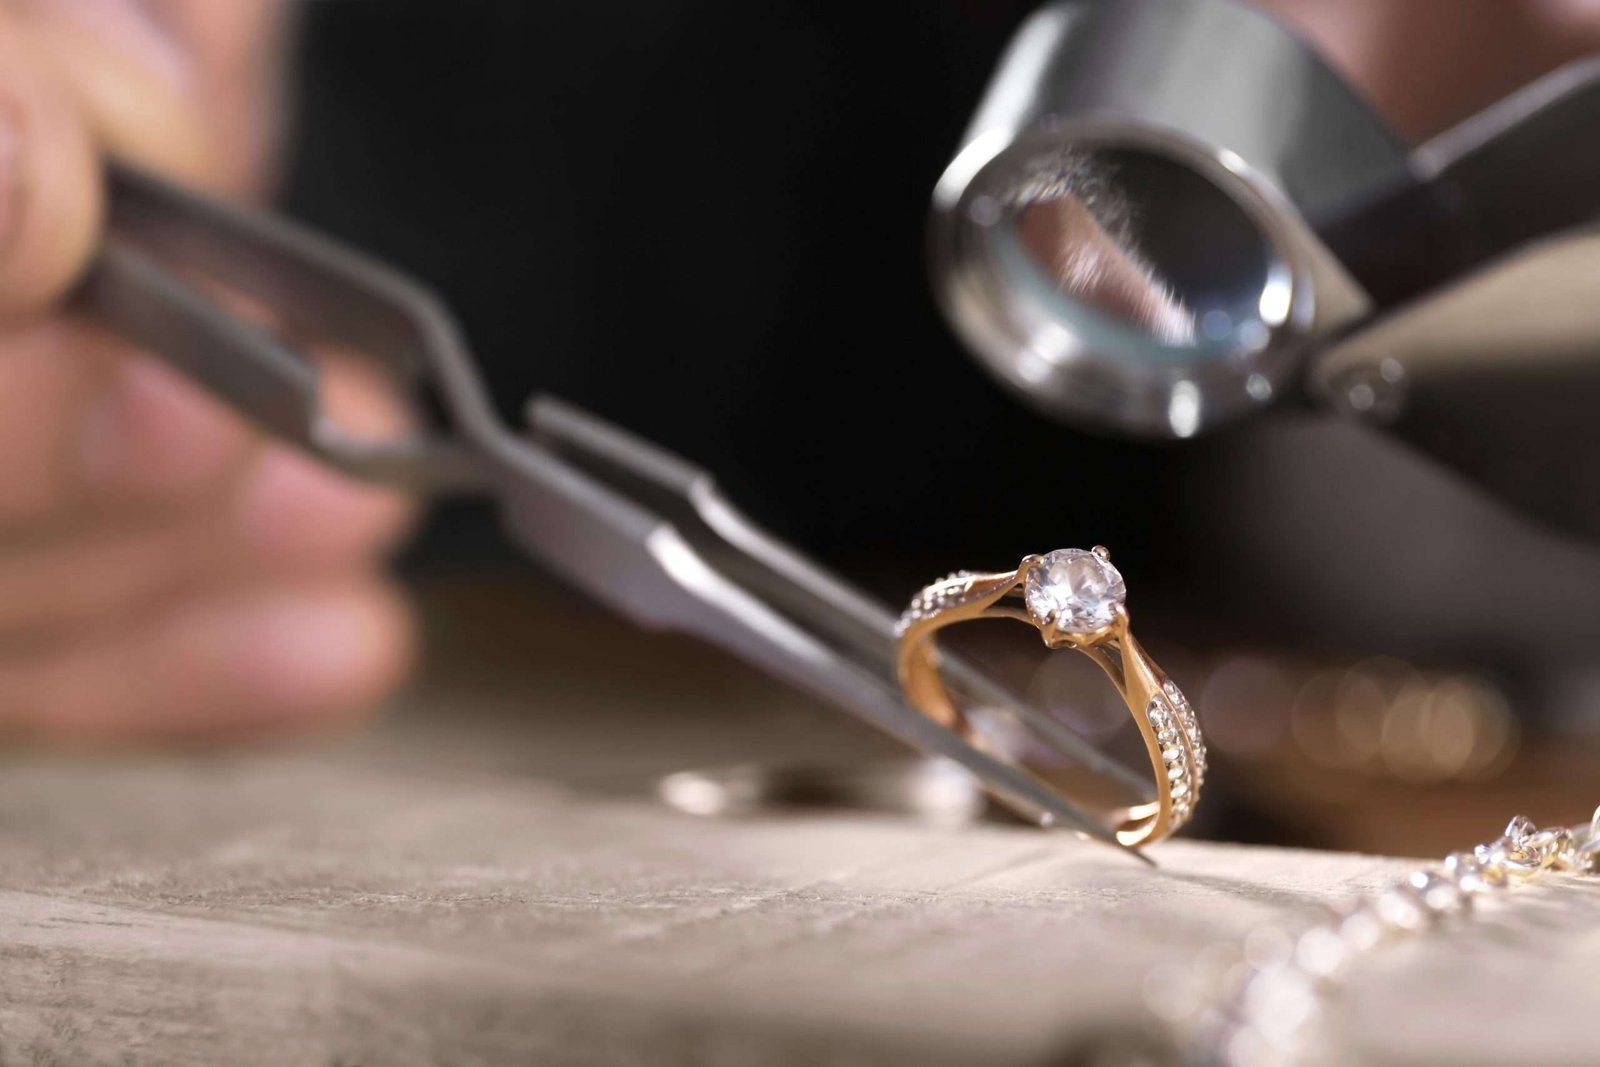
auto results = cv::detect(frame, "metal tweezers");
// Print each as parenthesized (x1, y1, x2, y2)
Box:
(76, 164, 1153, 863)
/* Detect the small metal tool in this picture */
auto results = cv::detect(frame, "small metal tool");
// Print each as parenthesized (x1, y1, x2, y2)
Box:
(658, 758, 990, 826)
(933, 0, 1600, 540)
(75, 163, 1155, 862)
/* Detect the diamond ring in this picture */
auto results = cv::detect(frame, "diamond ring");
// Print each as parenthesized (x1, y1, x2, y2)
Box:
(895, 546, 1204, 847)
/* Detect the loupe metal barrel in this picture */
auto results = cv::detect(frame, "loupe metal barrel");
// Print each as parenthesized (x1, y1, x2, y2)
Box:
(930, 0, 1406, 437)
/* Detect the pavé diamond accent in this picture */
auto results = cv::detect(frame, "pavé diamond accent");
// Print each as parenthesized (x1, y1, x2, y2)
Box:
(1147, 688, 1204, 832)
(895, 571, 1003, 636)
(1162, 679, 1206, 783)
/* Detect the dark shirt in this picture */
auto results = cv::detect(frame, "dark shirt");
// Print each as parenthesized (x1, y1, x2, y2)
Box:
(282, 0, 1180, 596)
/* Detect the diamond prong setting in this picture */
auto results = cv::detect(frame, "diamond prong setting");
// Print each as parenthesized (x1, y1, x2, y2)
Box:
(1023, 547, 1126, 635)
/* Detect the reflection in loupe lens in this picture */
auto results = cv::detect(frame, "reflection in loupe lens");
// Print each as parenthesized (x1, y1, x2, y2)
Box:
(1004, 148, 1279, 353)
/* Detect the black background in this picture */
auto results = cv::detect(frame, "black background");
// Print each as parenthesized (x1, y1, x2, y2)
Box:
(281, 0, 1186, 597)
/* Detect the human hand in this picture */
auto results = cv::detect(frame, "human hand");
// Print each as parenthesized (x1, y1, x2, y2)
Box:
(1254, 0, 1600, 140)
(0, 1, 415, 743)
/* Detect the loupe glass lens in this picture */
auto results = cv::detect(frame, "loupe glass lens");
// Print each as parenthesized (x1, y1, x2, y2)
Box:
(989, 146, 1287, 360)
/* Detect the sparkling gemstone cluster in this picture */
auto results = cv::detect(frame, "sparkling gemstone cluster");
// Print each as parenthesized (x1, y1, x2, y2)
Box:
(1164, 679, 1206, 786)
(1146, 678, 1204, 830)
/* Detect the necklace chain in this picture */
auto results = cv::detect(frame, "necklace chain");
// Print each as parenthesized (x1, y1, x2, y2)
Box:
(1166, 805, 1600, 1066)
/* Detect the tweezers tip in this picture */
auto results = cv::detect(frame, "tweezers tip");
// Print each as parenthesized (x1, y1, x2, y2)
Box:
(1042, 812, 1158, 866)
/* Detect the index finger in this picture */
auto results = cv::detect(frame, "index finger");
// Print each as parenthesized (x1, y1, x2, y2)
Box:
(0, 16, 101, 319)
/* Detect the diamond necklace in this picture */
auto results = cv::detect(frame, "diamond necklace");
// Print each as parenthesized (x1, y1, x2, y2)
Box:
(1158, 807, 1600, 1066)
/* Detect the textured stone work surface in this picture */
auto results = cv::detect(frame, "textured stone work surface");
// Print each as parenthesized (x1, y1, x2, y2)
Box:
(0, 582, 1592, 1066)
(0, 750, 1406, 1067)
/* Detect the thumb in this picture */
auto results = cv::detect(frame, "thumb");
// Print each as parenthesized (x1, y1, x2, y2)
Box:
(0, 17, 101, 320)
(12, 0, 214, 188)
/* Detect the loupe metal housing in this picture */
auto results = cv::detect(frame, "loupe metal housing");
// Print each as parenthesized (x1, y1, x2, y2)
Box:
(933, 0, 1600, 543)
(931, 0, 1398, 437)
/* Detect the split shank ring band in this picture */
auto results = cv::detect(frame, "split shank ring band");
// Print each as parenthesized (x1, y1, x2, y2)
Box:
(895, 546, 1205, 847)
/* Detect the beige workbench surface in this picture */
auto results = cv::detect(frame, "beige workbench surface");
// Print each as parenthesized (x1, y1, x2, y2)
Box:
(0, 579, 1593, 1066)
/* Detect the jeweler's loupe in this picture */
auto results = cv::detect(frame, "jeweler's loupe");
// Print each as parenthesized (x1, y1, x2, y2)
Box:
(930, 0, 1403, 438)
(932, 133, 1307, 438)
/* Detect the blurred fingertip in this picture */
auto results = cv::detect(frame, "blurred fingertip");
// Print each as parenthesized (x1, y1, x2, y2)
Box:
(79, 353, 252, 495)
(194, 579, 417, 731)
(237, 444, 416, 566)
(0, 31, 102, 319)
